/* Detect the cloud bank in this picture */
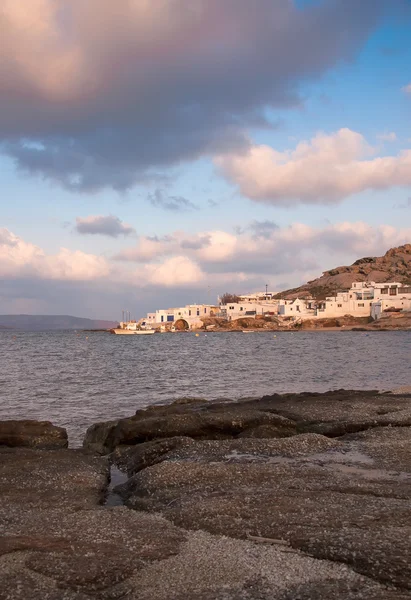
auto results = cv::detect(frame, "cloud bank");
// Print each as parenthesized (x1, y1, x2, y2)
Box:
(0, 228, 110, 280)
(1, 223, 410, 316)
(217, 129, 411, 205)
(75, 215, 135, 237)
(0, 0, 393, 192)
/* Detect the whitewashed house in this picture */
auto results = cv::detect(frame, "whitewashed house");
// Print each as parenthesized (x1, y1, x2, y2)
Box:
(278, 299, 316, 318)
(318, 282, 411, 319)
(144, 304, 218, 330)
(221, 301, 279, 321)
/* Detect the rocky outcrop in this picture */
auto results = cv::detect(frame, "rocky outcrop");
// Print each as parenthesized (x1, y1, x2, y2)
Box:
(2, 391, 411, 599)
(276, 243, 411, 300)
(83, 400, 297, 455)
(83, 389, 411, 455)
(115, 424, 411, 594)
(0, 420, 68, 449)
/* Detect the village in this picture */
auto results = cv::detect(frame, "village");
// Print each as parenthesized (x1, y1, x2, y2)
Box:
(116, 280, 411, 332)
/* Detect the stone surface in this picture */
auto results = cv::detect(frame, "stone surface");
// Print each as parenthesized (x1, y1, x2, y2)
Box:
(112, 436, 196, 475)
(2, 391, 411, 599)
(118, 424, 411, 593)
(84, 401, 297, 454)
(83, 389, 411, 454)
(0, 420, 67, 450)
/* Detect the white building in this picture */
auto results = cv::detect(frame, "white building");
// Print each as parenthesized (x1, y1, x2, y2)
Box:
(220, 301, 279, 321)
(218, 290, 280, 321)
(143, 304, 218, 330)
(318, 282, 411, 319)
(278, 298, 316, 318)
(371, 298, 411, 319)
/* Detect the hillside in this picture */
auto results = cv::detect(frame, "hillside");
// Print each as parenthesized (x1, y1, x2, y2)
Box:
(276, 243, 411, 300)
(0, 315, 118, 331)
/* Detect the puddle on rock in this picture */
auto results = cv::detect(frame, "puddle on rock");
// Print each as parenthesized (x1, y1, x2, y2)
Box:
(104, 465, 128, 507)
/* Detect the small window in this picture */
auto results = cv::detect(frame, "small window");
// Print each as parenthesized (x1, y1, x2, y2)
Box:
(197, 310, 200, 316)
(240, 307, 243, 311)
(338, 304, 342, 308)
(229, 306, 234, 310)
(204, 308, 207, 314)
(358, 303, 364, 307)
(189, 310, 191, 316)
(389, 287, 397, 296)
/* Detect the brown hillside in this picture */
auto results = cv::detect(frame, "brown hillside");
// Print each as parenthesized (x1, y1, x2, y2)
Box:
(275, 243, 411, 300)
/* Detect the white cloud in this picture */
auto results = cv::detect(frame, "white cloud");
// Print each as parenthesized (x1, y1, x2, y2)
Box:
(377, 132, 397, 142)
(2, 223, 410, 307)
(216, 129, 411, 205)
(0, 228, 110, 280)
(75, 215, 135, 237)
(115, 222, 411, 279)
(145, 256, 205, 287)
(116, 236, 174, 262)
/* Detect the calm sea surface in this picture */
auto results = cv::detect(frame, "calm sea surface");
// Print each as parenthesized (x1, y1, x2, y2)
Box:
(0, 330, 410, 445)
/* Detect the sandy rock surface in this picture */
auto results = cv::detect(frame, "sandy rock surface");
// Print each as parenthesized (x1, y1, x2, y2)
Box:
(1, 390, 411, 599)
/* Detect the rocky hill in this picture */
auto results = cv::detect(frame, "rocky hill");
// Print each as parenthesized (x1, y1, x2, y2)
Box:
(276, 243, 411, 300)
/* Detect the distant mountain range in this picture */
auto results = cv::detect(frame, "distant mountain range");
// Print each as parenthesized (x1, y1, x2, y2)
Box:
(0, 315, 118, 331)
(276, 243, 411, 300)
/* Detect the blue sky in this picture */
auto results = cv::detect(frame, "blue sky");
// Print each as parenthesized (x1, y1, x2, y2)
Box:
(1, 0, 411, 319)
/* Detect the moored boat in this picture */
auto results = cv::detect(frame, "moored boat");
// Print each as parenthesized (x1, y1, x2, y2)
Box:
(111, 328, 155, 335)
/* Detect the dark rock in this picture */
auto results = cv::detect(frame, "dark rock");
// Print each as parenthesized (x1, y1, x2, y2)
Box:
(84, 408, 297, 454)
(237, 423, 296, 439)
(0, 420, 67, 449)
(3, 389, 411, 599)
(120, 428, 411, 592)
(83, 390, 411, 455)
(111, 436, 196, 475)
(82, 420, 118, 455)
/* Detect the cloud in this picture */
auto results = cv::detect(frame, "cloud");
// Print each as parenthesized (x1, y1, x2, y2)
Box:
(115, 236, 174, 263)
(115, 221, 411, 278)
(377, 132, 397, 142)
(0, 0, 395, 192)
(246, 220, 279, 240)
(146, 256, 204, 287)
(2, 222, 410, 317)
(0, 228, 110, 280)
(402, 83, 411, 95)
(216, 128, 411, 205)
(148, 190, 198, 212)
(75, 215, 135, 237)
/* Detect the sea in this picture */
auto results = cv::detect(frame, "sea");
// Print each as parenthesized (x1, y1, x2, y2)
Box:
(0, 330, 410, 446)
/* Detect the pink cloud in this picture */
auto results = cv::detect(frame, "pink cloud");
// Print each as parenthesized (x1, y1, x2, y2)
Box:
(216, 129, 411, 205)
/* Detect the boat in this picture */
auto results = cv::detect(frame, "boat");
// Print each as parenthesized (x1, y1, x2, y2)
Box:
(111, 328, 155, 335)
(133, 329, 155, 335)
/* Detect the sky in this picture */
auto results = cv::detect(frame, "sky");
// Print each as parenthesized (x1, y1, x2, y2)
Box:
(1, 0, 411, 320)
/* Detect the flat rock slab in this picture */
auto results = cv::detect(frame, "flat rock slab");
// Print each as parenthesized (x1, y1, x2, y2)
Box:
(118, 430, 411, 594)
(0, 420, 67, 450)
(83, 390, 411, 454)
(1, 447, 408, 599)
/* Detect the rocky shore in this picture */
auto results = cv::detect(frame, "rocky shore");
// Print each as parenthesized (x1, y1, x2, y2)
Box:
(1, 390, 411, 599)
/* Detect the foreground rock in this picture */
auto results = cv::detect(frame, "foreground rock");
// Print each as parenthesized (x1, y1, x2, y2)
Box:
(83, 389, 411, 455)
(0, 420, 67, 449)
(3, 445, 406, 599)
(117, 428, 411, 594)
(2, 392, 411, 599)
